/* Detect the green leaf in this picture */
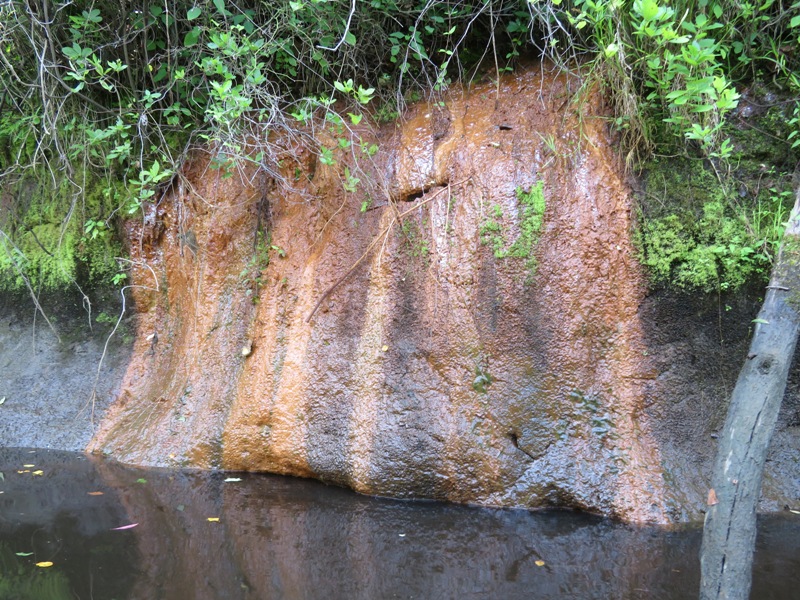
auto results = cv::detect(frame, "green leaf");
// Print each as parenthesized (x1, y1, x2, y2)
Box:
(187, 6, 202, 20)
(15, 552, 34, 557)
(345, 31, 356, 46)
(212, 0, 227, 15)
(752, 318, 769, 324)
(184, 27, 200, 46)
(637, 0, 660, 21)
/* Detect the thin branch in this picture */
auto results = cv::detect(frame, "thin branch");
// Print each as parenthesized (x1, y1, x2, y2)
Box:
(305, 177, 470, 323)
(317, 0, 357, 52)
(81, 258, 160, 427)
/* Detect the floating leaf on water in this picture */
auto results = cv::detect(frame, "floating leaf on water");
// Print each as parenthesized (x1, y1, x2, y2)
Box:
(23, 464, 34, 468)
(111, 523, 138, 531)
(36, 562, 54, 568)
(88, 491, 104, 496)
(136, 478, 147, 484)
(535, 560, 545, 567)
(224, 477, 242, 482)
(32, 470, 43, 476)
(15, 552, 33, 557)
(207, 517, 220, 522)
(0, 397, 5, 405)
(17, 470, 30, 474)
(790, 509, 800, 515)
(0, 472, 4, 481)
(381, 345, 389, 352)
(707, 488, 719, 506)
(752, 318, 769, 324)
(176, 504, 185, 511)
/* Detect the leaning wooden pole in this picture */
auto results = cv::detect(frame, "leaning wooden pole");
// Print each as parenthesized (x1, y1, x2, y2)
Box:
(700, 188, 800, 600)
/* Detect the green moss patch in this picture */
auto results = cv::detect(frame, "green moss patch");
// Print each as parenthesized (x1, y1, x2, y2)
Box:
(0, 170, 125, 292)
(635, 157, 791, 292)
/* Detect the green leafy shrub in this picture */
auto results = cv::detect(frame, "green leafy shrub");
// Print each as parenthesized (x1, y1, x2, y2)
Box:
(0, 0, 798, 293)
(636, 172, 791, 293)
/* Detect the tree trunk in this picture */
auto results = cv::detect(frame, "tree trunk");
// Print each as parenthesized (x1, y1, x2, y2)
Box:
(700, 189, 800, 600)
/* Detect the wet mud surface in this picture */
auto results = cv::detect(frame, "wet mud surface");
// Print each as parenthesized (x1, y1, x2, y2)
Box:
(2, 448, 800, 600)
(81, 63, 800, 523)
(0, 294, 131, 450)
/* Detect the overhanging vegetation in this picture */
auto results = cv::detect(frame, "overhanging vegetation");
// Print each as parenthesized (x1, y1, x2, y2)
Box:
(0, 0, 798, 292)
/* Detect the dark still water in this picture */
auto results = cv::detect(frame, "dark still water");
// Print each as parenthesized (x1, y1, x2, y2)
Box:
(1, 449, 799, 600)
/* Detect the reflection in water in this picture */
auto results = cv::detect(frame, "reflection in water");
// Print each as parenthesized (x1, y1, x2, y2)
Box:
(1, 448, 799, 599)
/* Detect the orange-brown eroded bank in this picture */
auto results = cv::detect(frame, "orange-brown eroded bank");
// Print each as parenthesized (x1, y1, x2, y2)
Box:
(89, 64, 673, 522)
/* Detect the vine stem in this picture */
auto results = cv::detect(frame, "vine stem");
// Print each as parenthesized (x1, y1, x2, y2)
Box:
(305, 177, 470, 323)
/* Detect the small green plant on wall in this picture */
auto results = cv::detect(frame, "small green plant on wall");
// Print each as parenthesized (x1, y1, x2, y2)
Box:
(480, 181, 546, 274)
(239, 229, 285, 303)
(400, 219, 430, 259)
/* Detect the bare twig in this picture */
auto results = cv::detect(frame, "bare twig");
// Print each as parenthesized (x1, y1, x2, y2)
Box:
(305, 177, 469, 323)
(80, 258, 160, 427)
(316, 0, 357, 52)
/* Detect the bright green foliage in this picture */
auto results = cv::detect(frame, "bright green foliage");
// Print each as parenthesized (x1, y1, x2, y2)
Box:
(479, 204, 506, 258)
(0, 0, 798, 292)
(0, 172, 125, 292)
(548, 0, 800, 161)
(637, 203, 762, 291)
(635, 159, 792, 292)
(506, 183, 547, 265)
(480, 182, 546, 274)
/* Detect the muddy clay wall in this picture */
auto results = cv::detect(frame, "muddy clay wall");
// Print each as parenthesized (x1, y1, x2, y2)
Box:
(82, 65, 800, 523)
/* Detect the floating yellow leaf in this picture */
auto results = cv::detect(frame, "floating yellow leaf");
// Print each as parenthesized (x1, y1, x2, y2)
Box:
(207, 517, 220, 522)
(32, 470, 43, 476)
(36, 561, 54, 568)
(535, 560, 545, 567)
(17, 470, 30, 474)
(23, 464, 35, 468)
(88, 491, 104, 496)
(381, 345, 389, 352)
